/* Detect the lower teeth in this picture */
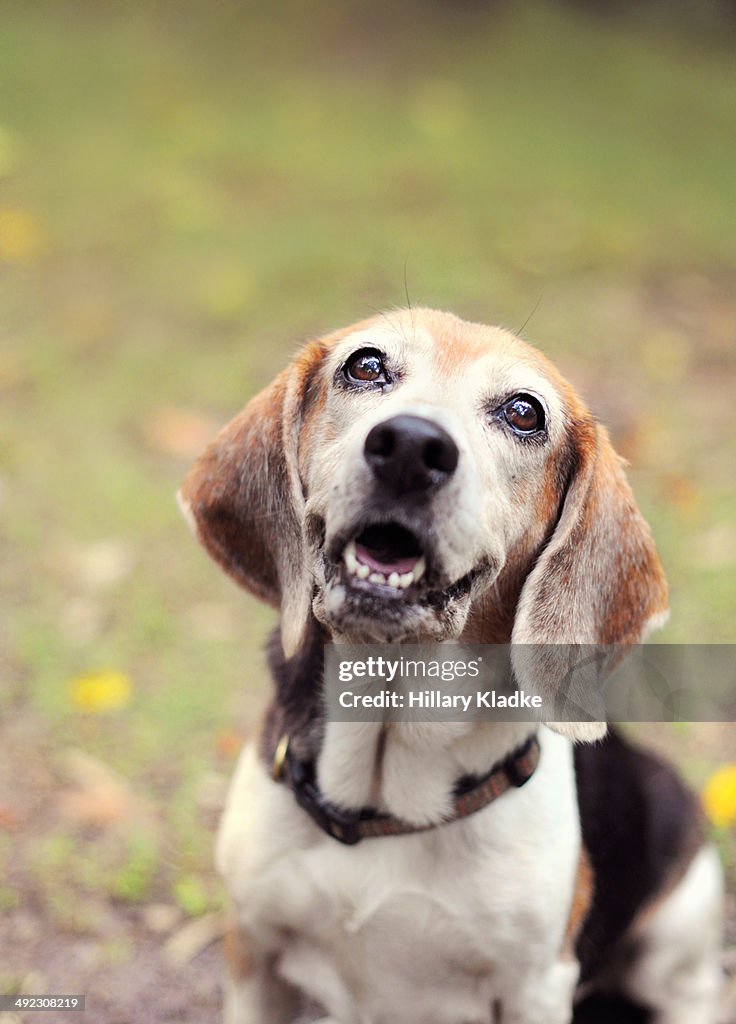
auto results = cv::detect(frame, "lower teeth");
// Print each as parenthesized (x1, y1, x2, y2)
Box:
(341, 540, 422, 589)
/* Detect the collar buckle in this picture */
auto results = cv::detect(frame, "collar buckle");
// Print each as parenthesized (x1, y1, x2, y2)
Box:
(271, 734, 290, 781)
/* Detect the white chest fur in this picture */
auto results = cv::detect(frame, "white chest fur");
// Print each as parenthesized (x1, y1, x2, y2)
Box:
(217, 728, 582, 1024)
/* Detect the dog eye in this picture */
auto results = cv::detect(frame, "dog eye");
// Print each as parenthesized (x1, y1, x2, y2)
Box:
(502, 394, 546, 435)
(343, 349, 389, 385)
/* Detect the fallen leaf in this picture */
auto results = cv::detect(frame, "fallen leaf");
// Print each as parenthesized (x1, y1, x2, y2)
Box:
(57, 748, 151, 829)
(661, 473, 702, 519)
(215, 730, 244, 760)
(164, 912, 224, 965)
(53, 538, 136, 592)
(59, 596, 106, 646)
(141, 903, 182, 935)
(0, 804, 21, 831)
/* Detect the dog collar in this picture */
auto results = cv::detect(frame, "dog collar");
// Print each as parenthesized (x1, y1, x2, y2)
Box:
(271, 733, 540, 846)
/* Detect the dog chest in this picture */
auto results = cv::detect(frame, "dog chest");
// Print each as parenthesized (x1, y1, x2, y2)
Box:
(218, 732, 581, 1022)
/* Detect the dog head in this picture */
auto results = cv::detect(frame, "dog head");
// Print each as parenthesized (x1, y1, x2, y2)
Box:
(179, 309, 668, 739)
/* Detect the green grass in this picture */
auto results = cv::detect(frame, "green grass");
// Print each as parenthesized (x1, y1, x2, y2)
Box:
(0, 0, 734, 914)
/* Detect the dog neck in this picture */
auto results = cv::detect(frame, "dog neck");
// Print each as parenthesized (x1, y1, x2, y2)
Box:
(261, 618, 537, 829)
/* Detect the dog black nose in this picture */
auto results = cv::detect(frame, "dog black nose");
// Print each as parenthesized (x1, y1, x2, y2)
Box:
(364, 415, 459, 494)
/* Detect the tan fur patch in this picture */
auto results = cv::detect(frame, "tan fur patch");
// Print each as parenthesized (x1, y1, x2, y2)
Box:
(563, 845, 594, 959)
(223, 919, 252, 981)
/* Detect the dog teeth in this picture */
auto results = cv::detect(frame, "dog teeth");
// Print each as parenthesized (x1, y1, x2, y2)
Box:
(342, 542, 425, 589)
(343, 539, 359, 574)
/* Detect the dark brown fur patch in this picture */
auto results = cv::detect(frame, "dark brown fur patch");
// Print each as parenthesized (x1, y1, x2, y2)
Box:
(574, 729, 703, 985)
(260, 617, 328, 765)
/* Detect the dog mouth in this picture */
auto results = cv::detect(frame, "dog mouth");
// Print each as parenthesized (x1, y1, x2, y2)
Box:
(314, 515, 497, 638)
(342, 522, 427, 592)
(328, 519, 484, 610)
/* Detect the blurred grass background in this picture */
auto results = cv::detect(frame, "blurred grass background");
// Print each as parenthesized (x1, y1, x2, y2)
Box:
(0, 0, 734, 1008)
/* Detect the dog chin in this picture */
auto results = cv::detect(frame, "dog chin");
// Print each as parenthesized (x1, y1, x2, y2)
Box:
(313, 577, 472, 644)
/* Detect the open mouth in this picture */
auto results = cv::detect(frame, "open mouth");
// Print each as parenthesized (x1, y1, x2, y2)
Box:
(342, 522, 426, 591)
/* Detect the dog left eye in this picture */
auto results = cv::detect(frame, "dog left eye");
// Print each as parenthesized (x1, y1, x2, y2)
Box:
(502, 394, 546, 435)
(343, 349, 389, 385)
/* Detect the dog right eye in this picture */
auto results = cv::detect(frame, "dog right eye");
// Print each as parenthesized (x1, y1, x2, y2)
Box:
(343, 349, 390, 385)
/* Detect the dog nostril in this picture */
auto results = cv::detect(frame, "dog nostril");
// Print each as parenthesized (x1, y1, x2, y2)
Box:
(365, 425, 395, 459)
(423, 438, 458, 475)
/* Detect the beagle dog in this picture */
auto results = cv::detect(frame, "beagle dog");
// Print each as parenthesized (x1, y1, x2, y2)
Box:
(179, 309, 723, 1024)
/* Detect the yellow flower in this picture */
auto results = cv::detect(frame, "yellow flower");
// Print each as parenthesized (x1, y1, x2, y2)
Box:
(70, 670, 132, 714)
(702, 764, 736, 829)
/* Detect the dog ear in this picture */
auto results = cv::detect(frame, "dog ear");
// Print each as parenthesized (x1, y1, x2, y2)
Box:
(511, 420, 668, 743)
(178, 345, 323, 660)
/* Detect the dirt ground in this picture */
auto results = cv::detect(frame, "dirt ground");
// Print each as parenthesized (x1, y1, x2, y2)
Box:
(0, 922, 222, 1024)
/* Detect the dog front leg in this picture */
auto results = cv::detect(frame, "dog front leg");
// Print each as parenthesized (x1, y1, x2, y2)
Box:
(501, 959, 579, 1024)
(223, 924, 301, 1024)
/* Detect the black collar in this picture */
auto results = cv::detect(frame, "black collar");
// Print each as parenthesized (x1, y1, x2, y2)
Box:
(271, 733, 541, 846)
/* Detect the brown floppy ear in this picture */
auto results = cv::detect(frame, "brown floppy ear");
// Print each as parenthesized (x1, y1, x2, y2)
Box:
(178, 346, 322, 660)
(511, 420, 669, 742)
